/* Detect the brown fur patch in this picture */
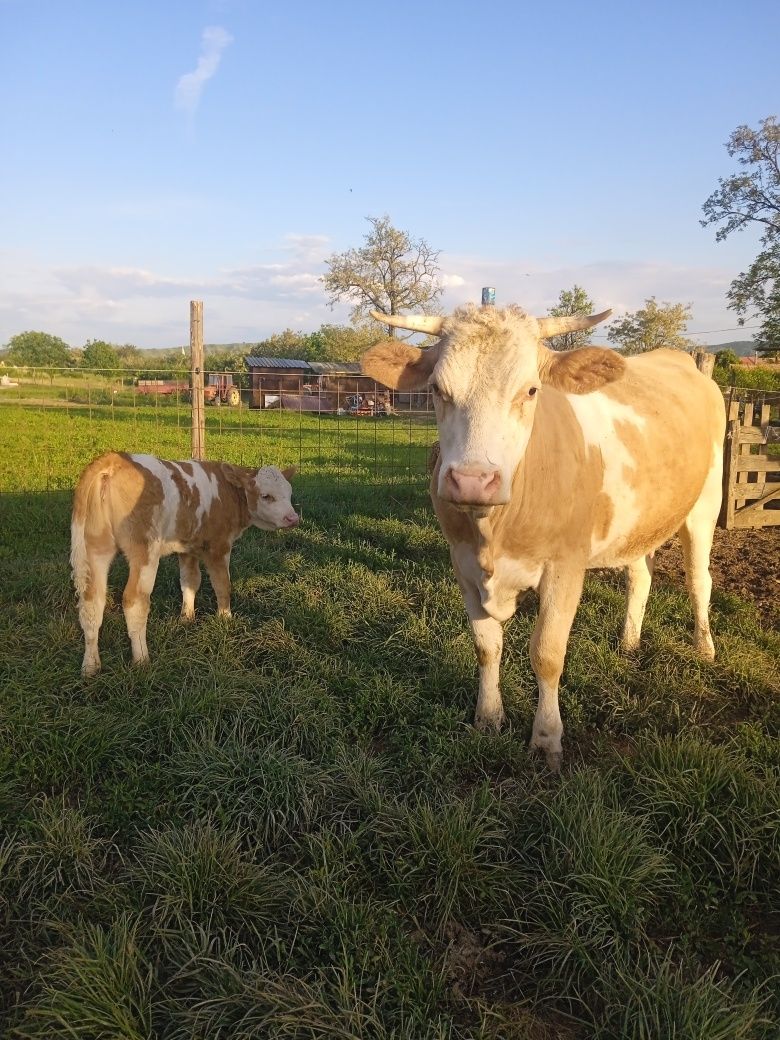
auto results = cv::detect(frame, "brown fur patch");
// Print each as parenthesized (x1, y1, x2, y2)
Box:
(361, 339, 440, 391)
(540, 346, 625, 395)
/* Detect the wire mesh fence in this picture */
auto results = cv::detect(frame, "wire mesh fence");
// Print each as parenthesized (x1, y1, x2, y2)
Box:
(0, 365, 439, 496)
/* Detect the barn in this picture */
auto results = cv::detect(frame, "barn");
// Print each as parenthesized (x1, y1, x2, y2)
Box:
(244, 356, 397, 412)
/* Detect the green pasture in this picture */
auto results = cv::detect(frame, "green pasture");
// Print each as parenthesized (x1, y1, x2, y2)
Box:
(0, 400, 778, 1037)
(0, 396, 437, 494)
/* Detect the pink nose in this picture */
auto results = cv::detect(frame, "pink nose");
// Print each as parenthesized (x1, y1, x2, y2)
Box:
(446, 466, 502, 504)
(284, 511, 299, 527)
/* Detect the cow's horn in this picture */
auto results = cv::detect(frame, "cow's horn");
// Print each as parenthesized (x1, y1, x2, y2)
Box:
(370, 310, 445, 336)
(536, 309, 612, 339)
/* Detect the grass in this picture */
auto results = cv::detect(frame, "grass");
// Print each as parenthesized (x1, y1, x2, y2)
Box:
(1, 404, 779, 1038)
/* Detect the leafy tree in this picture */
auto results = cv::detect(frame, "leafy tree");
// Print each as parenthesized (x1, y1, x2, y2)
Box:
(322, 215, 443, 337)
(81, 339, 120, 370)
(308, 324, 383, 362)
(701, 115, 780, 349)
(714, 348, 740, 369)
(546, 285, 596, 351)
(5, 331, 71, 367)
(606, 298, 695, 355)
(250, 329, 314, 359)
(115, 344, 145, 368)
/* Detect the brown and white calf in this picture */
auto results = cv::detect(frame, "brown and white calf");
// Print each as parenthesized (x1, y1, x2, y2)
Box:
(71, 452, 298, 676)
(363, 304, 726, 768)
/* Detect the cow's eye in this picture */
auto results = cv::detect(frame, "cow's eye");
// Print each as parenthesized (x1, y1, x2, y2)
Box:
(528, 387, 539, 398)
(261, 493, 275, 502)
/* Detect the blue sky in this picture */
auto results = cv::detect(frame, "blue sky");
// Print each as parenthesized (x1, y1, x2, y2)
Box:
(1, 0, 778, 348)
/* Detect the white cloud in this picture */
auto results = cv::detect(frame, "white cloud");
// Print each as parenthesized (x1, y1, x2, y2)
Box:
(174, 26, 233, 118)
(0, 244, 754, 351)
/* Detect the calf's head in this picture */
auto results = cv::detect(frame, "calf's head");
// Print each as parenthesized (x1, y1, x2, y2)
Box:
(228, 464, 299, 529)
(361, 305, 622, 506)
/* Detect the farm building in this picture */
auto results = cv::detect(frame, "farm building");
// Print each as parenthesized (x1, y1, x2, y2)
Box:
(244, 356, 418, 412)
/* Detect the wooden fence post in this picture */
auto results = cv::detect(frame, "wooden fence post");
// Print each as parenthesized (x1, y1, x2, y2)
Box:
(693, 349, 715, 378)
(190, 300, 205, 460)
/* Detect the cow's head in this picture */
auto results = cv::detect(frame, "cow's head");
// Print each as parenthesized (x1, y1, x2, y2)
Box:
(228, 464, 299, 528)
(361, 305, 621, 506)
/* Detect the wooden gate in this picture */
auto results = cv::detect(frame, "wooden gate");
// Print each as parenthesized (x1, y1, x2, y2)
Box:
(720, 391, 780, 529)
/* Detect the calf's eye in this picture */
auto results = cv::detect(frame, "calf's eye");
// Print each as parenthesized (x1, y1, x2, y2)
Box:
(261, 493, 275, 502)
(528, 387, 538, 397)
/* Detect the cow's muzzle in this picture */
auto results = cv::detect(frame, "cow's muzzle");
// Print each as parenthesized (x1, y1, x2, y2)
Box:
(443, 465, 503, 505)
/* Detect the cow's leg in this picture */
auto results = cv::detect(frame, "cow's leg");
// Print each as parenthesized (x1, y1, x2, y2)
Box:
(678, 445, 721, 660)
(122, 549, 160, 666)
(78, 550, 115, 677)
(471, 611, 507, 731)
(529, 564, 585, 771)
(204, 550, 232, 617)
(178, 553, 201, 621)
(622, 553, 655, 652)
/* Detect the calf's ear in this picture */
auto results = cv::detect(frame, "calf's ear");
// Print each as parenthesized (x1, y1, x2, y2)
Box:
(538, 345, 625, 394)
(361, 340, 440, 391)
(281, 465, 297, 481)
(224, 464, 248, 489)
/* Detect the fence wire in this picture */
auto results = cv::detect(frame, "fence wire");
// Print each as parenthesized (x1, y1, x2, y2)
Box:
(0, 366, 439, 496)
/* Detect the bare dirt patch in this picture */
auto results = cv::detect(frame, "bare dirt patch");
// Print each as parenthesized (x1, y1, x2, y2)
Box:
(653, 527, 779, 628)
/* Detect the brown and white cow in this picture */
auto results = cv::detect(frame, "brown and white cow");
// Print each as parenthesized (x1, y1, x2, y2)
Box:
(71, 452, 298, 676)
(362, 304, 726, 768)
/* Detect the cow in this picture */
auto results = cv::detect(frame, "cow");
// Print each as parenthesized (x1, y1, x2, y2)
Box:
(362, 304, 726, 768)
(70, 452, 299, 676)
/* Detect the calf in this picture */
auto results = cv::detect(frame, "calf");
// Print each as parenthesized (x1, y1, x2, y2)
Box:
(71, 452, 298, 675)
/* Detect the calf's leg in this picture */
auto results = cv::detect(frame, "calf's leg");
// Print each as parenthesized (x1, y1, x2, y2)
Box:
(78, 550, 115, 677)
(529, 564, 585, 771)
(204, 550, 232, 617)
(122, 549, 160, 666)
(178, 553, 201, 621)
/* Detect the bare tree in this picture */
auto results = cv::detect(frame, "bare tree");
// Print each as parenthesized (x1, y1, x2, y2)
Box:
(322, 215, 443, 337)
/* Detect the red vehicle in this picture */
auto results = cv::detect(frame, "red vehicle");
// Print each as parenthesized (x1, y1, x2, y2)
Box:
(204, 374, 241, 407)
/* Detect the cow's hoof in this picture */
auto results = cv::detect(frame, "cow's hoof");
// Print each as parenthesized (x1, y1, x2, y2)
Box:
(544, 750, 563, 773)
(529, 737, 563, 772)
(474, 709, 506, 732)
(180, 611, 196, 624)
(81, 662, 100, 678)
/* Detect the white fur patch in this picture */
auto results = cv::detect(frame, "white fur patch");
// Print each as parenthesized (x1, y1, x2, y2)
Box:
(172, 461, 219, 525)
(566, 393, 646, 559)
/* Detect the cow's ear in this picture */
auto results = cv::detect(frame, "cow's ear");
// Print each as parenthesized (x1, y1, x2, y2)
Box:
(224, 464, 248, 489)
(361, 340, 441, 391)
(281, 465, 297, 481)
(538, 345, 625, 394)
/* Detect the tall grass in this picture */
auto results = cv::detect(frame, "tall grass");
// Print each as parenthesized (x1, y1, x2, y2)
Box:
(1, 408, 778, 1037)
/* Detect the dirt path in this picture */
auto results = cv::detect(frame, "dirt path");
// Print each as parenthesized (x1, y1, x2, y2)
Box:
(653, 526, 779, 627)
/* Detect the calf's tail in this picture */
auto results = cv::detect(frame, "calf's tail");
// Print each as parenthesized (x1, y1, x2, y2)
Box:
(70, 454, 118, 603)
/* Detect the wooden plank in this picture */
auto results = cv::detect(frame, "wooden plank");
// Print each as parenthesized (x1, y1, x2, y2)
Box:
(732, 481, 780, 503)
(760, 403, 770, 425)
(720, 417, 741, 529)
(744, 401, 754, 427)
(735, 486, 780, 513)
(738, 425, 770, 443)
(190, 300, 205, 461)
(733, 508, 780, 529)
(736, 455, 780, 473)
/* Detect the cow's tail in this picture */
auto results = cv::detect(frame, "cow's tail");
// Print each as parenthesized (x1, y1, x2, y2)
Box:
(70, 454, 118, 604)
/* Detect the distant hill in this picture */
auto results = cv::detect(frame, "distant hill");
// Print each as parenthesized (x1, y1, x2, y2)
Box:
(708, 341, 756, 356)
